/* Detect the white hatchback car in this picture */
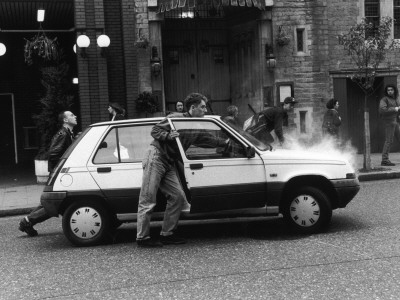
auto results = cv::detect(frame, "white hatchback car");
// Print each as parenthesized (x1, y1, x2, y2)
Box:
(41, 116, 360, 246)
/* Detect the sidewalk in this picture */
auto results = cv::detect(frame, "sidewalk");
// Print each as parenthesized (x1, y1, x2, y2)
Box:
(1, 152, 400, 218)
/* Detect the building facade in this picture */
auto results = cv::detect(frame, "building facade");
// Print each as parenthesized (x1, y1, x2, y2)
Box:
(1, 0, 400, 166)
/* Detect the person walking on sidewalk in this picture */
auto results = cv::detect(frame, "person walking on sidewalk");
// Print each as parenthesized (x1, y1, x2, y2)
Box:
(19, 111, 78, 236)
(136, 93, 228, 247)
(379, 84, 400, 166)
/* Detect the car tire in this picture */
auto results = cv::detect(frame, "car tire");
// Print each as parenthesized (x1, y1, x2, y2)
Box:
(62, 200, 113, 246)
(282, 186, 332, 234)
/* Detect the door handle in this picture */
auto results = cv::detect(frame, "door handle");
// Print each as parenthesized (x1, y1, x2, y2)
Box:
(190, 163, 203, 170)
(97, 167, 111, 173)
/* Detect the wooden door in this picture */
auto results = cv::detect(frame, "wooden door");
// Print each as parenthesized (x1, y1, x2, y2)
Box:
(162, 19, 231, 115)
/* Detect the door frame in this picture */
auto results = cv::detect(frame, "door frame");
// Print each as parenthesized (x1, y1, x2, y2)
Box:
(1, 93, 18, 164)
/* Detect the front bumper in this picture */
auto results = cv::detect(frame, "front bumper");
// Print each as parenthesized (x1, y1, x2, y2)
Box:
(331, 178, 360, 208)
(40, 191, 67, 216)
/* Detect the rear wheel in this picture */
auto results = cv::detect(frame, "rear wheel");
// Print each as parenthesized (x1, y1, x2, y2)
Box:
(62, 200, 113, 246)
(282, 186, 332, 234)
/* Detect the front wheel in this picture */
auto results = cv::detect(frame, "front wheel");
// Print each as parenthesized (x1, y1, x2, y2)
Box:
(62, 200, 113, 246)
(282, 186, 332, 234)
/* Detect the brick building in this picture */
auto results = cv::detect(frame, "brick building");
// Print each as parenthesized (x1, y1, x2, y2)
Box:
(1, 0, 400, 167)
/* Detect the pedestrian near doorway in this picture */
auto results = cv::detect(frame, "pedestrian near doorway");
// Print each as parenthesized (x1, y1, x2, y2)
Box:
(379, 84, 400, 166)
(175, 101, 184, 113)
(322, 98, 341, 138)
(222, 105, 239, 127)
(136, 92, 228, 247)
(19, 111, 78, 236)
(108, 102, 125, 121)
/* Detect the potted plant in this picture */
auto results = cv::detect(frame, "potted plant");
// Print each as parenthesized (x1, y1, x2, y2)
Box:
(276, 26, 291, 46)
(32, 60, 74, 183)
(135, 91, 159, 116)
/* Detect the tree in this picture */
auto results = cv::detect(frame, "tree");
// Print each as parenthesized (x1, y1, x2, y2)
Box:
(339, 17, 400, 170)
(33, 61, 74, 159)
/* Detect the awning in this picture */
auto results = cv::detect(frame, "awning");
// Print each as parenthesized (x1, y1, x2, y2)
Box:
(158, 0, 266, 13)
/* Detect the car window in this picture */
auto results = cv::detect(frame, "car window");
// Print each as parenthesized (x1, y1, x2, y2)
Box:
(93, 125, 153, 164)
(171, 120, 247, 160)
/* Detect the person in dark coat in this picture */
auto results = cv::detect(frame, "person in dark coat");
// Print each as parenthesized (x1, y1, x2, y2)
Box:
(246, 97, 298, 145)
(322, 98, 341, 138)
(18, 111, 78, 237)
(108, 102, 125, 121)
(379, 84, 400, 166)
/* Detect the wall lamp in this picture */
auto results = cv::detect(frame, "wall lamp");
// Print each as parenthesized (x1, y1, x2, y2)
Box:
(265, 43, 276, 69)
(150, 46, 162, 77)
(0, 43, 6, 56)
(37, 9, 45, 22)
(76, 35, 90, 58)
(97, 34, 111, 57)
(76, 34, 111, 58)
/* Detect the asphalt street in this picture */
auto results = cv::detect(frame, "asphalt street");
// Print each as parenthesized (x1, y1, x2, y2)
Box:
(1, 179, 400, 299)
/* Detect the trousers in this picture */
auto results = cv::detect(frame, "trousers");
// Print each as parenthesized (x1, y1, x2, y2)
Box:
(136, 146, 186, 240)
(382, 122, 400, 161)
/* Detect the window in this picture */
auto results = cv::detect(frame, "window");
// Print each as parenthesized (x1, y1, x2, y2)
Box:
(296, 28, 305, 52)
(93, 125, 154, 164)
(172, 120, 247, 160)
(395, 0, 400, 39)
(365, 0, 380, 35)
(300, 111, 307, 133)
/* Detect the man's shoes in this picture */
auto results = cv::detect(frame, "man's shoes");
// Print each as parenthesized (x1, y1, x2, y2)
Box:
(160, 234, 186, 245)
(18, 217, 38, 237)
(381, 160, 396, 166)
(136, 238, 163, 248)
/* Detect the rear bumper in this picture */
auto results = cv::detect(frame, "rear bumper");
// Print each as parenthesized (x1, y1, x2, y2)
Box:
(331, 178, 360, 208)
(40, 191, 67, 216)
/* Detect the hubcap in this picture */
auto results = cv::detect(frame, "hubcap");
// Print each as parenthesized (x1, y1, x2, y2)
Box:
(289, 194, 320, 227)
(70, 207, 102, 239)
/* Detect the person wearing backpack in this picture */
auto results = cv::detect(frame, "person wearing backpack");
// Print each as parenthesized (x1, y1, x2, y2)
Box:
(379, 84, 400, 166)
(322, 98, 341, 138)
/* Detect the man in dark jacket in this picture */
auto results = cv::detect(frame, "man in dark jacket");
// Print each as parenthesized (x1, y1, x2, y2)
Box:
(19, 111, 77, 236)
(379, 84, 400, 166)
(247, 97, 298, 145)
(136, 93, 227, 247)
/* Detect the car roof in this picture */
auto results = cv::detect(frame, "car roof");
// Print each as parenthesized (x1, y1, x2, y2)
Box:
(89, 115, 222, 127)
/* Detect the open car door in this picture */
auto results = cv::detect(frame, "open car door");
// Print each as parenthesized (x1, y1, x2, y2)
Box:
(169, 118, 267, 213)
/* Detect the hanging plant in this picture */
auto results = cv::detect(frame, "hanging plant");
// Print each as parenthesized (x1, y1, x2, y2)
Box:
(276, 26, 291, 46)
(24, 32, 59, 66)
(135, 91, 159, 114)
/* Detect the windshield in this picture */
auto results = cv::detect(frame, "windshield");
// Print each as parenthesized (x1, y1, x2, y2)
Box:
(221, 120, 270, 151)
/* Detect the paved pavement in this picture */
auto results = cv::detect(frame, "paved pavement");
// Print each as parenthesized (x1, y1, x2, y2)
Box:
(1, 152, 400, 218)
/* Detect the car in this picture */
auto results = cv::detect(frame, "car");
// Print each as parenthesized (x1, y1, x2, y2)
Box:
(41, 115, 360, 246)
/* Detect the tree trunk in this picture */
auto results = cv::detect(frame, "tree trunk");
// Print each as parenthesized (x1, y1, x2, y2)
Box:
(363, 94, 371, 170)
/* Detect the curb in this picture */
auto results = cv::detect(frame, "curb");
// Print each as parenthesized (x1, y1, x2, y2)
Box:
(0, 207, 35, 218)
(358, 171, 400, 182)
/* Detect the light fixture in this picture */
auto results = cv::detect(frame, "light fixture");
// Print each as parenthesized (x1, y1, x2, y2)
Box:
(97, 34, 110, 57)
(37, 9, 45, 22)
(266, 58, 276, 68)
(0, 43, 6, 56)
(73, 44, 76, 54)
(76, 35, 90, 58)
(72, 78, 79, 84)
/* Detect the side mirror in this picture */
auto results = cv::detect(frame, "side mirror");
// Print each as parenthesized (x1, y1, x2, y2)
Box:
(99, 141, 108, 149)
(246, 146, 256, 158)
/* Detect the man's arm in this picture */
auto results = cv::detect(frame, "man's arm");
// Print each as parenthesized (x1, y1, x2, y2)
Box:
(151, 118, 179, 142)
(48, 132, 68, 162)
(379, 97, 398, 116)
(274, 113, 285, 144)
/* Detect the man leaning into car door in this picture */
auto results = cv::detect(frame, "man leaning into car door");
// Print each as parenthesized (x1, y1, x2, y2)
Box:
(136, 93, 209, 247)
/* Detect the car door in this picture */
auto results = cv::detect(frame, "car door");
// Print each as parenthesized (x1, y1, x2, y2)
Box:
(87, 123, 155, 214)
(169, 118, 267, 213)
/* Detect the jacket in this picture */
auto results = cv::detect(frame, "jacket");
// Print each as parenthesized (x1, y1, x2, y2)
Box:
(258, 107, 287, 143)
(48, 126, 75, 172)
(379, 93, 400, 123)
(322, 109, 341, 135)
(150, 112, 226, 162)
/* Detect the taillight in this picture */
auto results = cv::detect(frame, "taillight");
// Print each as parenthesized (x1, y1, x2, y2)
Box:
(47, 159, 66, 186)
